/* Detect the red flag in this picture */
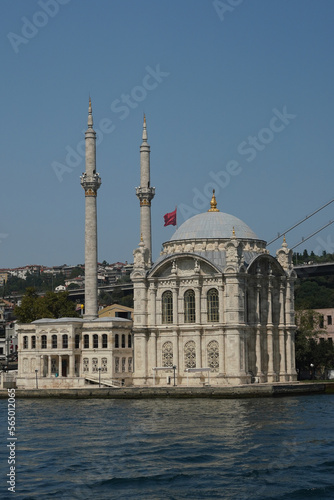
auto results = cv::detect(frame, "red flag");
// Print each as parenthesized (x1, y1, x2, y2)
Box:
(164, 208, 177, 227)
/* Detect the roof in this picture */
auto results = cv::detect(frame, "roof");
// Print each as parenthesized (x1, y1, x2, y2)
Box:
(169, 212, 259, 242)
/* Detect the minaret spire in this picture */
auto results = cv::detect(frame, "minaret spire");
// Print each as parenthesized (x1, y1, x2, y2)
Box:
(142, 113, 147, 141)
(88, 96, 93, 128)
(136, 116, 155, 265)
(80, 98, 101, 319)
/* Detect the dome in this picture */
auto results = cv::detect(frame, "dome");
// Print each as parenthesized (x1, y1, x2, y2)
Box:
(169, 211, 259, 241)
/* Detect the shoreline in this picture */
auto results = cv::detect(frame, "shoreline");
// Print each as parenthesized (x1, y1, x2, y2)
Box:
(1, 382, 334, 399)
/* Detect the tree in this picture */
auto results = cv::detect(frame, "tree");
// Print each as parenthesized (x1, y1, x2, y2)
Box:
(14, 288, 78, 323)
(69, 267, 84, 278)
(295, 310, 334, 377)
(294, 280, 334, 309)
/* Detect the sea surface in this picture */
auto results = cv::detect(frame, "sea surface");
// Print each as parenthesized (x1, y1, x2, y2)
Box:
(1, 394, 334, 499)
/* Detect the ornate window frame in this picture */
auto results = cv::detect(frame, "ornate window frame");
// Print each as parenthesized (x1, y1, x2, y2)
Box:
(162, 290, 173, 324)
(207, 340, 219, 372)
(162, 341, 173, 367)
(184, 289, 195, 323)
(62, 334, 68, 349)
(207, 288, 219, 322)
(184, 340, 196, 369)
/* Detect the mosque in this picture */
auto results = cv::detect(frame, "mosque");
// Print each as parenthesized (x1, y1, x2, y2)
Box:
(16, 101, 297, 389)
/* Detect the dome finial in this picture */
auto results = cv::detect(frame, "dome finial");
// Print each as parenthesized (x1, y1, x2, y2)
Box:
(208, 189, 219, 212)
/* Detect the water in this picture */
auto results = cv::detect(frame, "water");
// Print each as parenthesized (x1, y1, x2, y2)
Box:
(1, 394, 334, 499)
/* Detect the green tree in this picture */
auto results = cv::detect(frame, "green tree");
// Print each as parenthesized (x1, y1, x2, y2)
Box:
(14, 288, 78, 323)
(295, 310, 334, 376)
(69, 267, 84, 278)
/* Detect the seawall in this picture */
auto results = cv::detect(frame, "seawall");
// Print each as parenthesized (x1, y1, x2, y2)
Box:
(1, 382, 334, 399)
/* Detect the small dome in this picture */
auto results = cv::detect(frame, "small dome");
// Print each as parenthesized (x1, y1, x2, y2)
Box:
(169, 211, 258, 241)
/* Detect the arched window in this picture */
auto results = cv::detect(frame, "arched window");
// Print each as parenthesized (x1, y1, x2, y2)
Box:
(121, 357, 126, 372)
(162, 291, 173, 324)
(184, 290, 195, 323)
(162, 341, 173, 367)
(128, 334, 132, 348)
(184, 340, 196, 369)
(52, 335, 57, 349)
(92, 358, 98, 372)
(121, 334, 125, 348)
(31, 336, 36, 349)
(115, 334, 119, 348)
(84, 334, 89, 349)
(207, 340, 219, 372)
(41, 335, 47, 349)
(62, 334, 68, 349)
(101, 357, 107, 372)
(93, 334, 98, 349)
(115, 357, 120, 373)
(23, 336, 28, 349)
(75, 334, 80, 349)
(207, 289, 219, 322)
(102, 334, 108, 348)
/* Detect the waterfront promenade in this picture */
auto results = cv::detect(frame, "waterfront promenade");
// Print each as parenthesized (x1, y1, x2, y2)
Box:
(1, 382, 333, 399)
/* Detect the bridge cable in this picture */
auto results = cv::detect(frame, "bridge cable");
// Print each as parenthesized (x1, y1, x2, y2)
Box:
(267, 198, 334, 245)
(290, 220, 334, 250)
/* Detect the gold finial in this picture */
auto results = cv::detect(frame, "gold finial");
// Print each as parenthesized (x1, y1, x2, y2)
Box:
(283, 234, 286, 243)
(208, 189, 219, 212)
(232, 226, 235, 236)
(143, 113, 146, 125)
(140, 233, 143, 242)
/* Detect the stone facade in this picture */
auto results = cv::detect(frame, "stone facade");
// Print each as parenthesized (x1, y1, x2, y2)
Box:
(131, 195, 297, 386)
(16, 317, 133, 389)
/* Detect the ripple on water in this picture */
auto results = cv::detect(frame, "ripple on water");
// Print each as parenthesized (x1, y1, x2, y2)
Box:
(1, 395, 334, 499)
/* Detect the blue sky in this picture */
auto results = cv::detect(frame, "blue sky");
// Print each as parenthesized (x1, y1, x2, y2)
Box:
(1, 0, 334, 268)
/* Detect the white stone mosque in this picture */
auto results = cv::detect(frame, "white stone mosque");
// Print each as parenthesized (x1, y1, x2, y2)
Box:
(16, 101, 297, 389)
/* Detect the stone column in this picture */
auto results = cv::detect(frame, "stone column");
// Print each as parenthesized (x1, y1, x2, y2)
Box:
(172, 287, 178, 325)
(135, 117, 155, 265)
(278, 279, 286, 380)
(267, 279, 276, 381)
(286, 330, 292, 379)
(172, 330, 179, 381)
(80, 99, 101, 320)
(218, 331, 225, 375)
(195, 286, 201, 324)
(255, 281, 263, 377)
(69, 354, 75, 377)
(218, 284, 224, 323)
(48, 355, 51, 377)
(148, 331, 157, 373)
(133, 332, 147, 383)
(149, 283, 157, 327)
(58, 355, 62, 377)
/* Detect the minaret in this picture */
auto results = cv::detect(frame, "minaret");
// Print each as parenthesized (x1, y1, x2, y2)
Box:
(136, 115, 155, 265)
(80, 98, 101, 319)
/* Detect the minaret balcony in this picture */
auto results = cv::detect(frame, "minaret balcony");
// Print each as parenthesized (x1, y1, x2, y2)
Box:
(136, 186, 155, 203)
(81, 173, 101, 196)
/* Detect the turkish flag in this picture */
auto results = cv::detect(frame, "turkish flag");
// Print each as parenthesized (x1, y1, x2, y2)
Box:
(164, 208, 177, 227)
